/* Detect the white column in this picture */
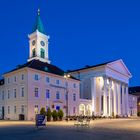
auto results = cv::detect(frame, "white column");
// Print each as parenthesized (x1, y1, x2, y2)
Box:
(117, 82, 121, 115)
(103, 76, 107, 116)
(122, 84, 125, 115)
(91, 77, 96, 115)
(126, 85, 129, 116)
(108, 79, 112, 116)
(99, 79, 102, 116)
(113, 81, 117, 116)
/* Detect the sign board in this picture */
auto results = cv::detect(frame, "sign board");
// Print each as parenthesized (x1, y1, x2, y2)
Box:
(36, 114, 46, 128)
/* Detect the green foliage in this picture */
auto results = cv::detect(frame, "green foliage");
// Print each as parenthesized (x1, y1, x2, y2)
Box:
(58, 109, 64, 120)
(52, 110, 58, 121)
(112, 112, 114, 118)
(40, 107, 46, 115)
(46, 108, 52, 121)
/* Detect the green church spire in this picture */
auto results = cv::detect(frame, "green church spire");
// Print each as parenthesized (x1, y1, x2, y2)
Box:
(32, 9, 46, 34)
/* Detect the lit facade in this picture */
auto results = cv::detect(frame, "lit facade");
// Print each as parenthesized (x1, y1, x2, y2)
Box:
(69, 60, 132, 117)
(0, 10, 133, 120)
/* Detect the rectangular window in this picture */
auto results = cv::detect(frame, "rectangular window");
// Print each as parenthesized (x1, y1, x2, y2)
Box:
(73, 107, 76, 114)
(14, 106, 16, 114)
(14, 76, 17, 82)
(21, 87, 24, 97)
(56, 80, 60, 85)
(46, 89, 50, 98)
(73, 83, 76, 88)
(14, 89, 16, 98)
(65, 93, 68, 100)
(35, 88, 39, 97)
(34, 74, 39, 81)
(73, 93, 76, 101)
(65, 82, 68, 87)
(56, 106, 60, 111)
(21, 105, 24, 114)
(8, 90, 10, 99)
(56, 91, 60, 99)
(35, 105, 38, 114)
(7, 78, 10, 84)
(8, 106, 10, 114)
(2, 91, 4, 100)
(21, 74, 24, 80)
(46, 77, 50, 83)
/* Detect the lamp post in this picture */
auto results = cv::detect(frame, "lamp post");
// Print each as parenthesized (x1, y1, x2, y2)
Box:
(64, 74, 70, 121)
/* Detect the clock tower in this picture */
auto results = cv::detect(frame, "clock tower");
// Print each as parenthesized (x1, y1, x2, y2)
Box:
(28, 9, 50, 63)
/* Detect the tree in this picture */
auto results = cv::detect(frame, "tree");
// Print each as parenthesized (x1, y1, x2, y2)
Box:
(40, 107, 46, 115)
(52, 110, 58, 121)
(58, 109, 64, 121)
(46, 108, 52, 121)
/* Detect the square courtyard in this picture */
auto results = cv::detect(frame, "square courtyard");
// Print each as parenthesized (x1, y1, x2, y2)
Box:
(0, 118, 140, 140)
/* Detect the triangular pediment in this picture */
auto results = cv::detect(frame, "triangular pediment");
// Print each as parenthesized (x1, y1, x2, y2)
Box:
(107, 59, 132, 77)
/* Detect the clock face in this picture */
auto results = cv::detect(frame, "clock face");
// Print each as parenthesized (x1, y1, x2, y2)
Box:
(32, 40, 36, 46)
(40, 41, 45, 46)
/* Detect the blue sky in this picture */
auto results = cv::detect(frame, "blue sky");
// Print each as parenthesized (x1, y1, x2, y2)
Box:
(0, 0, 140, 86)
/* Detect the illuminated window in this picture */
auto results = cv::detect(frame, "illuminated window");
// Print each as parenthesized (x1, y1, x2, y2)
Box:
(35, 105, 38, 114)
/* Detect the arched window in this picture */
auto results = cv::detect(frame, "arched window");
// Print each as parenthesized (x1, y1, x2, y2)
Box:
(79, 104, 85, 116)
(86, 104, 92, 116)
(40, 48, 45, 58)
(32, 48, 36, 57)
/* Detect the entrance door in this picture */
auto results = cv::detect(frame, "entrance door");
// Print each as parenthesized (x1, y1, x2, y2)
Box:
(2, 107, 4, 119)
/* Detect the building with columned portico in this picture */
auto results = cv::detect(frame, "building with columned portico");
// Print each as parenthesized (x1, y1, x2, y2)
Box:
(69, 60, 132, 117)
(0, 9, 133, 120)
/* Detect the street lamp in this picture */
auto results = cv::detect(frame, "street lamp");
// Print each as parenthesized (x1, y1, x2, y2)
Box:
(64, 74, 70, 121)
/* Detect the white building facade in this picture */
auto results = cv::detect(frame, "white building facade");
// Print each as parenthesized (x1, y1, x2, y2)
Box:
(128, 94, 137, 116)
(0, 10, 80, 120)
(0, 10, 133, 120)
(69, 60, 132, 117)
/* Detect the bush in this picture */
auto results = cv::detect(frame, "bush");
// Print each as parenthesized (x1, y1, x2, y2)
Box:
(137, 111, 140, 116)
(52, 110, 58, 121)
(46, 108, 52, 121)
(58, 109, 64, 121)
(40, 107, 46, 116)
